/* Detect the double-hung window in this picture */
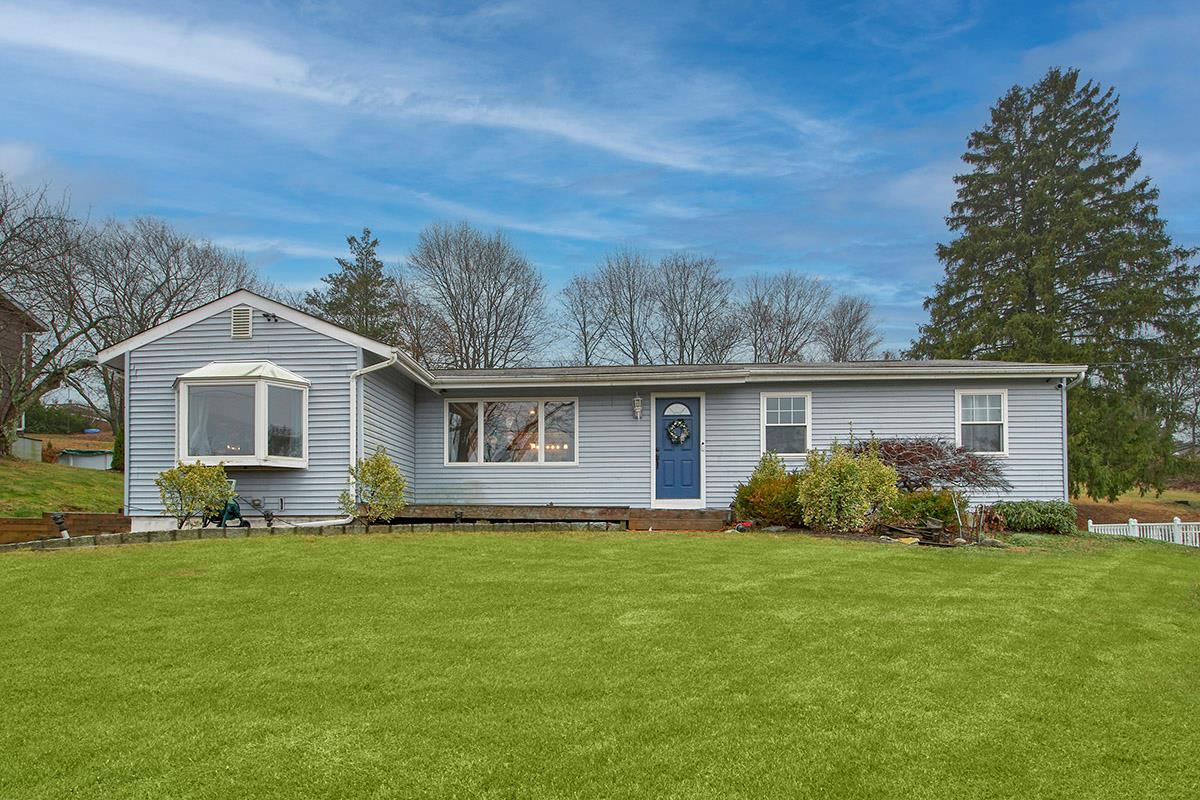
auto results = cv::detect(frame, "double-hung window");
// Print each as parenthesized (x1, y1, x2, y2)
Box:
(956, 390, 1007, 454)
(760, 392, 811, 455)
(446, 398, 578, 465)
(177, 361, 309, 467)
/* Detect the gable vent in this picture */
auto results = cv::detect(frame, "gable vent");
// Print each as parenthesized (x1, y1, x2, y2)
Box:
(230, 306, 253, 339)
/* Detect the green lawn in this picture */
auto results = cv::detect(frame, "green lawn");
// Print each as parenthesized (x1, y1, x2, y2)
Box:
(1, 531, 1198, 799)
(0, 457, 124, 517)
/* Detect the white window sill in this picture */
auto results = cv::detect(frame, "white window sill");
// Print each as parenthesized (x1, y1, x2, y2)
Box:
(181, 456, 308, 469)
(442, 461, 579, 468)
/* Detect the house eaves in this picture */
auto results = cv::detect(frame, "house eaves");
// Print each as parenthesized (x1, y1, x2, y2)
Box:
(428, 361, 1089, 389)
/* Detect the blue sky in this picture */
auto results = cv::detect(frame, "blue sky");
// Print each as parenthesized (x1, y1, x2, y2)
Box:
(2, 0, 1197, 351)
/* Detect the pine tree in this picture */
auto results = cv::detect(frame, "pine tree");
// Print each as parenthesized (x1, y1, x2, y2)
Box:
(910, 68, 1200, 499)
(305, 228, 403, 344)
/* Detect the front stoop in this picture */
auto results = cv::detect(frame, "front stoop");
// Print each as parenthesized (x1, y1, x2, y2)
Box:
(627, 509, 730, 531)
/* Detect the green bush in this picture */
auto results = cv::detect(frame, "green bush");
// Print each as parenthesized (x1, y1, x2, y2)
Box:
(993, 500, 1078, 535)
(798, 443, 899, 532)
(340, 447, 408, 524)
(732, 452, 803, 527)
(888, 489, 963, 529)
(155, 462, 236, 528)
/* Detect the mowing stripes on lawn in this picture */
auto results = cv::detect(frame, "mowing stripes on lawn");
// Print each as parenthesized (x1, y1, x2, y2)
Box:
(1, 532, 1198, 799)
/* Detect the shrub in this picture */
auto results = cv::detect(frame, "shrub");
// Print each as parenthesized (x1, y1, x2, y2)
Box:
(40, 439, 62, 464)
(857, 437, 1011, 493)
(110, 428, 123, 471)
(993, 500, 1078, 536)
(340, 447, 408, 524)
(798, 443, 899, 532)
(888, 489, 963, 529)
(155, 462, 236, 528)
(732, 452, 803, 527)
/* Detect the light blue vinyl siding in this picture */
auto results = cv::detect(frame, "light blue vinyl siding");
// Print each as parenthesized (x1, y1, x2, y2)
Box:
(413, 386, 654, 506)
(126, 307, 359, 519)
(362, 362, 417, 499)
(412, 379, 1068, 507)
(715, 380, 1067, 504)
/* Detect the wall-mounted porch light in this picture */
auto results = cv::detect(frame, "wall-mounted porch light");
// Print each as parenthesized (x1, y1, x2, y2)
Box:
(633, 393, 643, 420)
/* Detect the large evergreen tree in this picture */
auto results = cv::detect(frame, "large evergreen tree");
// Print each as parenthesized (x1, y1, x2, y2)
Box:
(305, 228, 403, 344)
(910, 68, 1200, 499)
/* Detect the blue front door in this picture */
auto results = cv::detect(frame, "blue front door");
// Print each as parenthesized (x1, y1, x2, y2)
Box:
(655, 397, 701, 501)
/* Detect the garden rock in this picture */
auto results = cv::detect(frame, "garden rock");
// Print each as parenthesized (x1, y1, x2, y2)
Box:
(979, 537, 1008, 548)
(953, 537, 968, 545)
(762, 525, 787, 532)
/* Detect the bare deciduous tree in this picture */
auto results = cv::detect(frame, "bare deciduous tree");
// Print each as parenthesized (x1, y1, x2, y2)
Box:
(392, 271, 441, 366)
(595, 248, 658, 366)
(407, 221, 546, 369)
(653, 253, 737, 364)
(0, 178, 103, 458)
(64, 217, 265, 468)
(697, 315, 744, 364)
(816, 295, 883, 361)
(559, 273, 611, 366)
(741, 272, 831, 362)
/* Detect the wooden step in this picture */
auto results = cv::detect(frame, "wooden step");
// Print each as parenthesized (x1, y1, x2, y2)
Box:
(627, 513, 729, 531)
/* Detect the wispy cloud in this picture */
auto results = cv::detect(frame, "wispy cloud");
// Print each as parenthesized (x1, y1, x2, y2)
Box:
(876, 159, 960, 218)
(0, 1, 850, 176)
(0, 2, 351, 103)
(400, 189, 642, 242)
(210, 237, 348, 261)
(0, 141, 43, 178)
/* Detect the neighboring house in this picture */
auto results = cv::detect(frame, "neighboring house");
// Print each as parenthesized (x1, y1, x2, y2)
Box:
(0, 288, 47, 450)
(98, 290, 1087, 530)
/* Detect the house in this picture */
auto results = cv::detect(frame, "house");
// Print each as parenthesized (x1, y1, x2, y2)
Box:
(98, 290, 1087, 531)
(1, 288, 48, 460)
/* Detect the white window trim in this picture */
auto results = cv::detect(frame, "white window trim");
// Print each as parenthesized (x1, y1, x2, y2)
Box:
(954, 388, 1009, 456)
(176, 378, 309, 468)
(759, 391, 813, 456)
(649, 392, 707, 510)
(442, 397, 580, 467)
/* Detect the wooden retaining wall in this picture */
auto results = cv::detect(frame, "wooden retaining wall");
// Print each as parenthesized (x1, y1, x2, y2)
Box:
(0, 513, 131, 545)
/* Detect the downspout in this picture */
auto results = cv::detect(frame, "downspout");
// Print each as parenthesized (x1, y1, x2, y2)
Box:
(1061, 370, 1088, 501)
(285, 350, 400, 529)
(349, 350, 400, 466)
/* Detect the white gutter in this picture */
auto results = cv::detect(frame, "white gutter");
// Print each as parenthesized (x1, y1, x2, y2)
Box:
(349, 350, 400, 468)
(1060, 368, 1088, 500)
(431, 364, 1092, 389)
(284, 349, 400, 530)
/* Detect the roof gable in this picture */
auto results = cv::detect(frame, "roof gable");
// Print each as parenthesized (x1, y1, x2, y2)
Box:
(0, 289, 47, 332)
(96, 289, 435, 387)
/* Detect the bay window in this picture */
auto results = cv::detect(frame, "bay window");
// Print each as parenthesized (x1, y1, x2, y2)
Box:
(177, 361, 309, 467)
(956, 389, 1007, 454)
(445, 398, 578, 465)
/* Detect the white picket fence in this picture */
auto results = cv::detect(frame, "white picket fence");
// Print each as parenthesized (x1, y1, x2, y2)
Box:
(1087, 517, 1200, 548)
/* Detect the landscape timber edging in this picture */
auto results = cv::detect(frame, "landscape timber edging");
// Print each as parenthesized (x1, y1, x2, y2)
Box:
(0, 520, 630, 553)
